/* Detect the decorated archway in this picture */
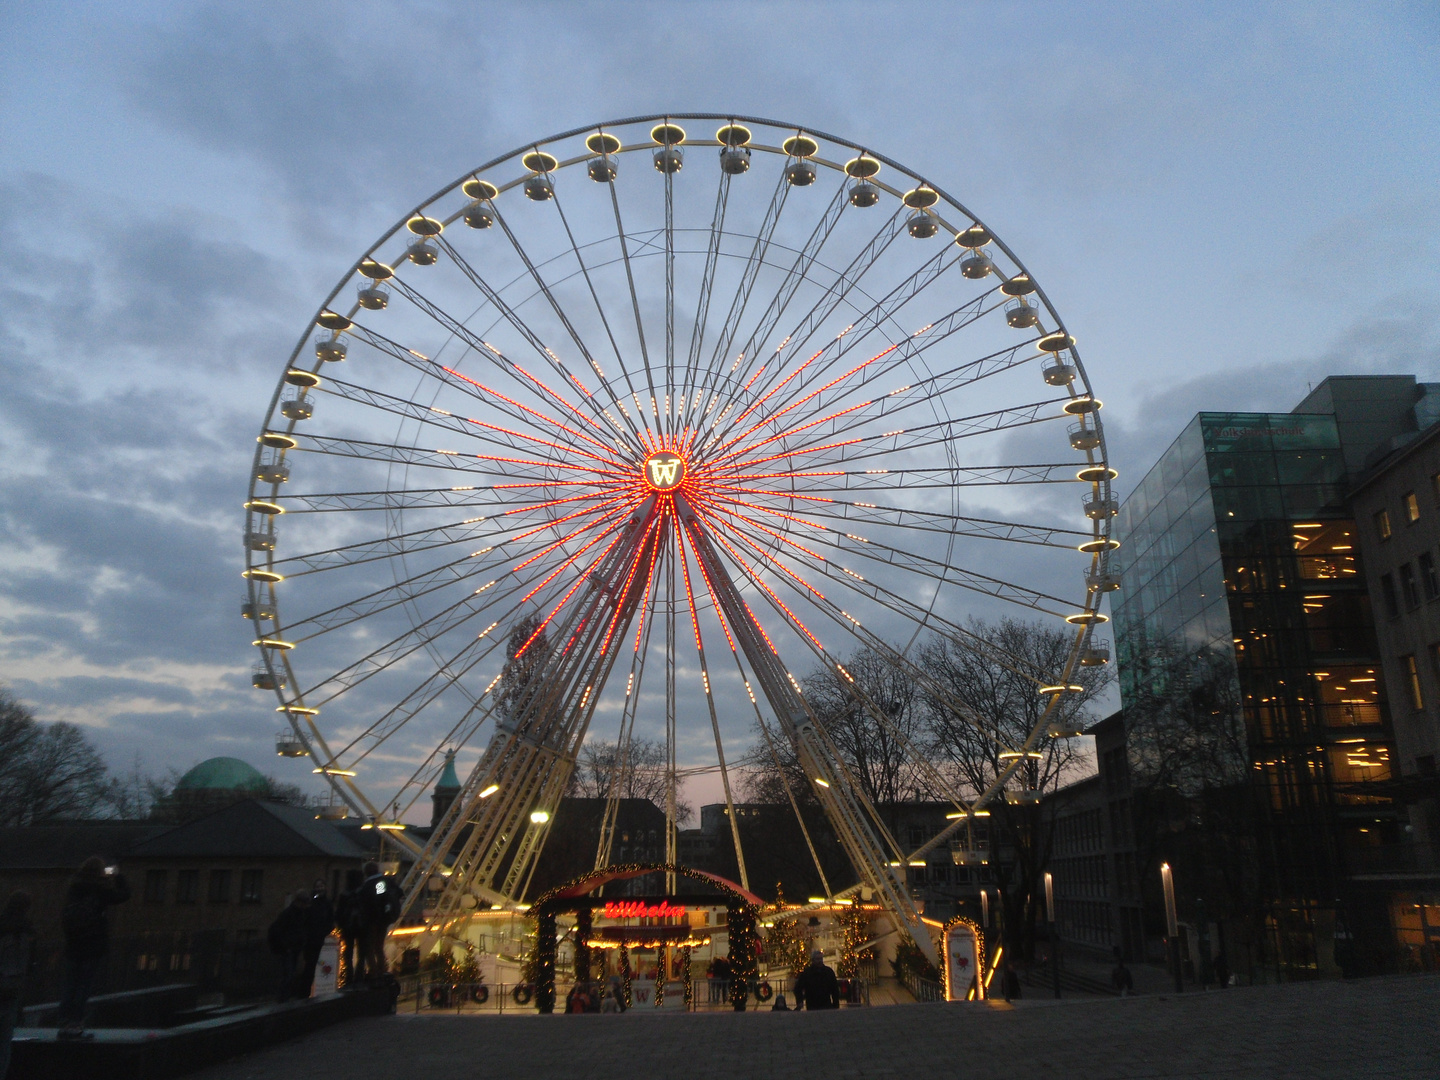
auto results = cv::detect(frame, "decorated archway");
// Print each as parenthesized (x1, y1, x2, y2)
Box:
(532, 864, 762, 1013)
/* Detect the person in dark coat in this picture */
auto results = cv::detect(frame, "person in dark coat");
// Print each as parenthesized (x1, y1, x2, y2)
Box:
(268, 891, 312, 1002)
(335, 869, 365, 987)
(792, 950, 840, 1010)
(299, 879, 335, 997)
(57, 856, 130, 1038)
(1212, 949, 1230, 989)
(707, 954, 731, 1003)
(1000, 959, 1022, 1002)
(1, 892, 36, 1075)
(357, 861, 402, 985)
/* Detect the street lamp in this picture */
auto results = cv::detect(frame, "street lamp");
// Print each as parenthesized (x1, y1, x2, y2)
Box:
(1045, 871, 1060, 998)
(1161, 862, 1182, 993)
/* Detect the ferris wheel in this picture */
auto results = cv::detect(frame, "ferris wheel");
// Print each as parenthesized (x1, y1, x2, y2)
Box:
(243, 114, 1114, 965)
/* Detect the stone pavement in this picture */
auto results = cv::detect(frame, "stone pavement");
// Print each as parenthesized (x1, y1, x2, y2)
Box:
(192, 974, 1438, 1080)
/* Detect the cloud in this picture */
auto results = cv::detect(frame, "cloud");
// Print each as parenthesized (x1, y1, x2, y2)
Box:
(1108, 299, 1440, 498)
(112, 3, 494, 206)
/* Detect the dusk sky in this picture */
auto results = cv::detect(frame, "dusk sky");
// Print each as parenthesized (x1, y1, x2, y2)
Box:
(1, 2, 1436, 814)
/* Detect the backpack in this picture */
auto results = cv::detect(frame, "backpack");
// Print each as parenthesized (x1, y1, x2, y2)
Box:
(364, 875, 403, 925)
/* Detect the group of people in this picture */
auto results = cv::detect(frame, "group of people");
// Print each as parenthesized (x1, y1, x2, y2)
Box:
(0, 855, 131, 1052)
(0, 852, 403, 1064)
(564, 974, 627, 1013)
(269, 861, 402, 1001)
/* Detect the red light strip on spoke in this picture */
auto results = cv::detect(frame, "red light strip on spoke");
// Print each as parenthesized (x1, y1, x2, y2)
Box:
(441, 366, 625, 461)
(680, 518, 739, 656)
(517, 513, 633, 605)
(597, 512, 665, 657)
(513, 531, 625, 660)
(690, 504, 825, 652)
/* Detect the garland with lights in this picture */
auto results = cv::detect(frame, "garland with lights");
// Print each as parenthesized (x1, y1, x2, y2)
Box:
(527, 861, 758, 1012)
(654, 943, 667, 1007)
(940, 914, 985, 1001)
(726, 902, 759, 1011)
(619, 945, 632, 1008)
(837, 905, 872, 980)
(681, 943, 694, 1010)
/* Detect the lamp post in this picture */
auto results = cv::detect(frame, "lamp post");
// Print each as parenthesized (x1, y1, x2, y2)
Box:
(1161, 863, 1183, 993)
(1045, 871, 1060, 998)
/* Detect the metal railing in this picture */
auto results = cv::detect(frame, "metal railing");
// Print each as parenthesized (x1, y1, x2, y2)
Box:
(899, 968, 944, 1002)
(396, 975, 870, 1013)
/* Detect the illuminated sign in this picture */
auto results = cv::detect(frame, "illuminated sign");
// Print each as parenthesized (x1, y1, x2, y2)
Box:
(643, 451, 685, 492)
(601, 900, 687, 919)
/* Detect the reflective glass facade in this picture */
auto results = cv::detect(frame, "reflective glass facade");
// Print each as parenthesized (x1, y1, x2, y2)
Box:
(1113, 412, 1398, 975)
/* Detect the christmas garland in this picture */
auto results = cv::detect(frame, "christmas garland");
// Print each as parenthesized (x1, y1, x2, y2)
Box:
(837, 905, 873, 979)
(681, 943, 694, 1010)
(940, 914, 985, 1001)
(619, 945, 632, 1008)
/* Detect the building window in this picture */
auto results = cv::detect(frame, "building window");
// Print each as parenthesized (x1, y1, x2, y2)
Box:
(1380, 573, 1399, 619)
(1375, 509, 1392, 541)
(176, 869, 199, 904)
(1405, 492, 1421, 524)
(143, 869, 167, 905)
(1433, 473, 1440, 505)
(208, 869, 231, 904)
(1421, 553, 1440, 602)
(1401, 563, 1421, 610)
(1404, 655, 1424, 711)
(239, 869, 263, 904)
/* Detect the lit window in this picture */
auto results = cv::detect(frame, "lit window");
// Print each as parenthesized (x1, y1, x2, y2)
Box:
(1405, 492, 1420, 524)
(1375, 509, 1392, 541)
(1404, 655, 1424, 711)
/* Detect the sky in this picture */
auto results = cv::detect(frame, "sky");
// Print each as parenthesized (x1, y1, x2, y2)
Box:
(1, 1, 1437, 818)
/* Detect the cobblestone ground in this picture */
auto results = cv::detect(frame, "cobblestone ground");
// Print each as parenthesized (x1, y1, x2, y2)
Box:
(192, 974, 1438, 1080)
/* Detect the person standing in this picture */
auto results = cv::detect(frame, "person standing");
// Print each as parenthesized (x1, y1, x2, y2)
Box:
(792, 950, 840, 1010)
(268, 891, 312, 1002)
(707, 954, 731, 1004)
(0, 892, 36, 1076)
(57, 857, 129, 1039)
(358, 862, 402, 986)
(1212, 949, 1230, 990)
(334, 869, 365, 988)
(1001, 958, 1022, 1002)
(1110, 950, 1134, 997)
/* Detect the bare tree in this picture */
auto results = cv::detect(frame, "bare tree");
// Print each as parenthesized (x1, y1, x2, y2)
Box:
(919, 619, 1113, 959)
(0, 686, 113, 825)
(569, 739, 691, 824)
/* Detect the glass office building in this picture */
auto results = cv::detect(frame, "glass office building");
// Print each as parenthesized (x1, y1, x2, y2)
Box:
(1113, 412, 1398, 975)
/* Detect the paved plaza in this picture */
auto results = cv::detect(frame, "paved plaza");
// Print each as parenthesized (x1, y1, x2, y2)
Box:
(193, 974, 1438, 1080)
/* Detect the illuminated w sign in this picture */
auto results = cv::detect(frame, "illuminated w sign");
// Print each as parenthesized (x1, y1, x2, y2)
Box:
(644, 452, 684, 491)
(649, 458, 681, 486)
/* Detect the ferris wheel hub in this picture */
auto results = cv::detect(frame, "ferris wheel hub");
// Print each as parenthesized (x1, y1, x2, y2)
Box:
(642, 449, 686, 493)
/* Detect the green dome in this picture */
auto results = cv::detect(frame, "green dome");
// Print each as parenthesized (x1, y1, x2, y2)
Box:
(176, 757, 270, 793)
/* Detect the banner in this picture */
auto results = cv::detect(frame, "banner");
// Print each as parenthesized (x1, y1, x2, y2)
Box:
(944, 922, 983, 1001)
